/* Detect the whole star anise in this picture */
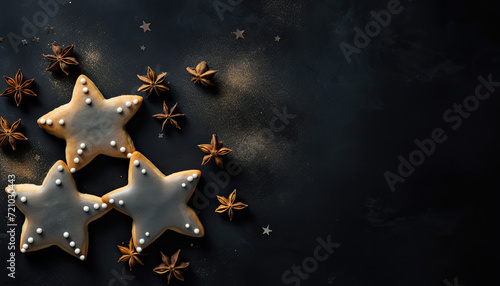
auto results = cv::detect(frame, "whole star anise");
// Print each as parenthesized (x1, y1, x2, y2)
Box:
(117, 238, 144, 271)
(43, 43, 79, 75)
(186, 61, 217, 86)
(0, 117, 28, 150)
(152, 102, 185, 130)
(153, 249, 189, 284)
(198, 134, 232, 168)
(215, 189, 248, 221)
(137, 67, 169, 97)
(1, 69, 36, 106)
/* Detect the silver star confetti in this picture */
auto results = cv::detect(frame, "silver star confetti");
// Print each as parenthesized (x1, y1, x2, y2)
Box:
(140, 21, 151, 33)
(275, 36, 281, 42)
(32, 37, 39, 44)
(158, 133, 164, 139)
(232, 29, 245, 39)
(21, 39, 28, 45)
(262, 225, 272, 235)
(0, 37, 4, 42)
(45, 25, 53, 34)
(140, 45, 146, 51)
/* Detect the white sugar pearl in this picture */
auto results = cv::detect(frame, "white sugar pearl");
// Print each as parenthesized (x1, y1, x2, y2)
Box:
(59, 119, 65, 125)
(82, 87, 89, 93)
(74, 158, 80, 164)
(80, 78, 87, 84)
(181, 183, 186, 188)
(118, 200, 124, 205)
(185, 223, 190, 229)
(36, 228, 43, 234)
(136, 247, 142, 253)
(70, 168, 76, 173)
(109, 199, 115, 204)
(63, 232, 69, 238)
(80, 255, 85, 260)
(101, 203, 107, 209)
(192, 173, 198, 178)
(194, 228, 200, 234)
(20, 196, 27, 203)
(27, 237, 34, 243)
(139, 239, 145, 245)
(133, 99, 139, 105)
(141, 169, 147, 174)
(47, 119, 53, 125)
(40, 118, 46, 124)
(110, 140, 116, 146)
(117, 107, 123, 113)
(57, 165, 64, 172)
(75, 248, 80, 254)
(187, 176, 193, 182)
(145, 232, 150, 237)
(70, 241, 76, 247)
(55, 179, 62, 185)
(120, 147, 126, 152)
(127, 153, 132, 158)
(22, 244, 28, 249)
(86, 98, 92, 105)
(83, 206, 89, 212)
(125, 101, 132, 107)
(80, 143, 86, 149)
(77, 149, 83, 155)
(134, 160, 140, 166)
(20, 248, 26, 253)
(93, 203, 99, 209)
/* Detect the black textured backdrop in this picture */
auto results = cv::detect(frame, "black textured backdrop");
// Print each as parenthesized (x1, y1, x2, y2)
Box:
(1, 0, 500, 285)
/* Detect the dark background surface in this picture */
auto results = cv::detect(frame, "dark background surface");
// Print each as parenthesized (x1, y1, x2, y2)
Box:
(1, 0, 500, 285)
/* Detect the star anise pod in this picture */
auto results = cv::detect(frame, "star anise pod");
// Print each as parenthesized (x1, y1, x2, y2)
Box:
(152, 102, 185, 130)
(0, 117, 28, 150)
(1, 69, 36, 106)
(215, 189, 248, 221)
(198, 134, 232, 168)
(42, 43, 79, 75)
(137, 67, 169, 97)
(117, 238, 145, 271)
(186, 61, 217, 86)
(153, 249, 190, 284)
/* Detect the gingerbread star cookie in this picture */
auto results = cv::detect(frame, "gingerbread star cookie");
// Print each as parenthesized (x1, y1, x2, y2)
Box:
(37, 75, 143, 172)
(4, 161, 111, 260)
(102, 151, 204, 252)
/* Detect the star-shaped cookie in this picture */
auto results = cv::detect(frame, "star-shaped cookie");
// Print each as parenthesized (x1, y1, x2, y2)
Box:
(102, 152, 204, 252)
(4, 161, 111, 260)
(37, 75, 143, 172)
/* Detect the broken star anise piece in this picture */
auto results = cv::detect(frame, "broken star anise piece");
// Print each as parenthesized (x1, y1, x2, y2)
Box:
(117, 238, 145, 271)
(153, 249, 189, 284)
(215, 189, 248, 221)
(186, 61, 217, 86)
(0, 117, 28, 150)
(42, 43, 79, 75)
(1, 69, 36, 106)
(152, 102, 185, 130)
(137, 67, 169, 97)
(198, 134, 232, 168)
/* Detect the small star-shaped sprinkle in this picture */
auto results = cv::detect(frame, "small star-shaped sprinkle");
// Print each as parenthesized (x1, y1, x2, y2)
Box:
(262, 225, 272, 235)
(232, 29, 245, 39)
(158, 133, 164, 139)
(215, 189, 248, 221)
(45, 25, 53, 34)
(21, 39, 28, 45)
(37, 75, 143, 171)
(117, 238, 144, 271)
(34, 154, 41, 161)
(4, 161, 111, 260)
(275, 36, 281, 42)
(139, 21, 151, 33)
(32, 37, 39, 44)
(153, 249, 189, 284)
(102, 152, 205, 252)
(0, 37, 4, 42)
(140, 45, 146, 51)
